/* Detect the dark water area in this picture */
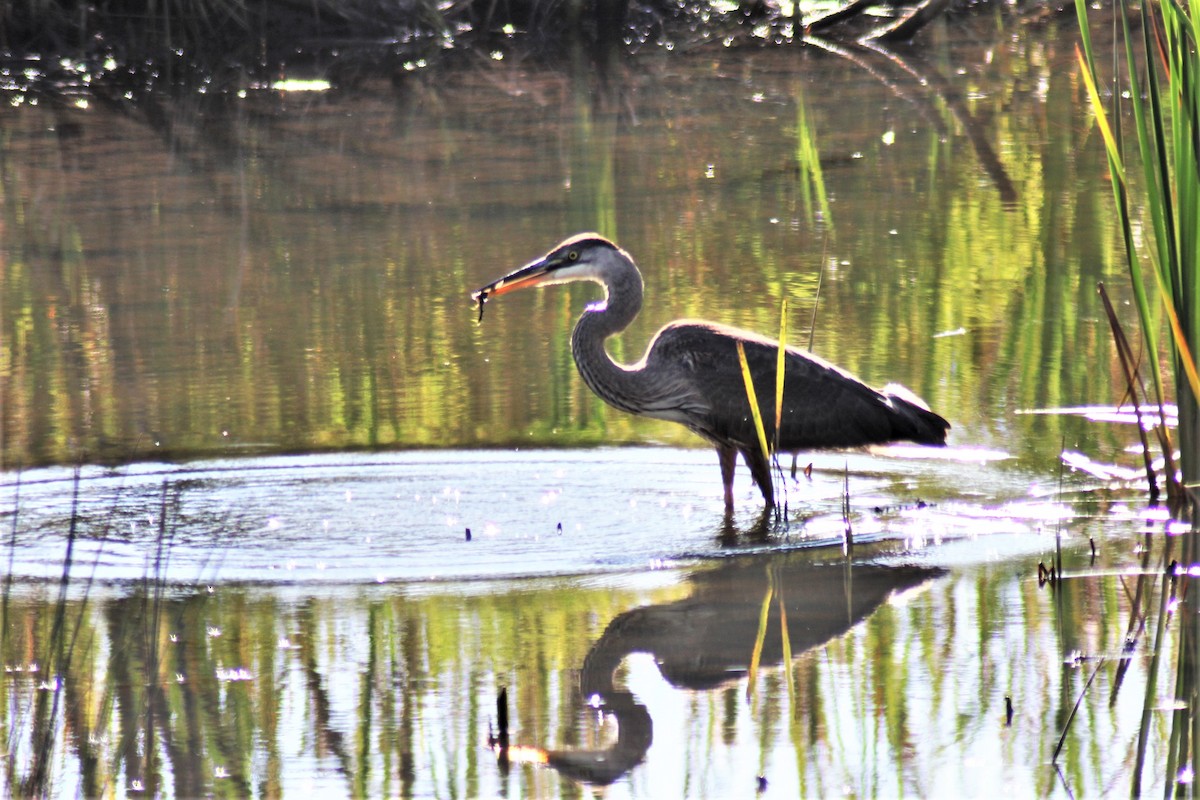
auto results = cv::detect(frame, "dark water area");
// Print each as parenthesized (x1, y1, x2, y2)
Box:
(0, 11, 1186, 798)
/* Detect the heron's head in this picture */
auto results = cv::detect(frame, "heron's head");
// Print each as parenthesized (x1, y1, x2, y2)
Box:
(471, 234, 627, 316)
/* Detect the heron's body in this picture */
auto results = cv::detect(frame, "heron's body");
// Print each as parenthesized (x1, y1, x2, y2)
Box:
(473, 234, 949, 512)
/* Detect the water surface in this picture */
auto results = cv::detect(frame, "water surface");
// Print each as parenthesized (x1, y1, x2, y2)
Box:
(0, 12, 1177, 798)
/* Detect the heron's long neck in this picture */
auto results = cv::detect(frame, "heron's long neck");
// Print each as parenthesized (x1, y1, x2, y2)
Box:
(570, 265, 648, 415)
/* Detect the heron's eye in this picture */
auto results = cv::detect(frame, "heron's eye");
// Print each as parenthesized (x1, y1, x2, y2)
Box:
(567, 250, 579, 262)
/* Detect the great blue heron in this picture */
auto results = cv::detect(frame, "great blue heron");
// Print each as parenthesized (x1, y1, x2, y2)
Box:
(472, 234, 950, 512)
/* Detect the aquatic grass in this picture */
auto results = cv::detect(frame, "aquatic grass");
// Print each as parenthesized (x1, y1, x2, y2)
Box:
(738, 296, 794, 515)
(841, 462, 852, 549)
(773, 298, 789, 456)
(1076, 0, 1200, 508)
(133, 479, 177, 793)
(0, 463, 196, 795)
(22, 468, 82, 795)
(1098, 282, 1170, 504)
(1077, 3, 1200, 787)
(773, 296, 793, 511)
(736, 341, 772, 471)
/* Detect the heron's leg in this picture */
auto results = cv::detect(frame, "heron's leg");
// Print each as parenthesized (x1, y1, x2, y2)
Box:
(717, 445, 737, 512)
(739, 447, 775, 509)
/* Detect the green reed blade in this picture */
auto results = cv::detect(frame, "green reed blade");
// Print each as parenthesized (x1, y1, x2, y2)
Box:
(1078, 0, 1200, 788)
(1074, 47, 1124, 178)
(774, 297, 788, 454)
(1074, 39, 1156, 372)
(738, 341, 772, 463)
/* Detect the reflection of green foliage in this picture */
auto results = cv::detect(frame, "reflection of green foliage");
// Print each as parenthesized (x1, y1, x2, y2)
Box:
(0, 35, 1140, 479)
(0, 576, 689, 797)
(0, 533, 1184, 795)
(793, 88, 833, 236)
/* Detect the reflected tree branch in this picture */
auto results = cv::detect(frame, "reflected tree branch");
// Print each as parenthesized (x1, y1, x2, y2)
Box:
(867, 0, 955, 42)
(805, 35, 1018, 205)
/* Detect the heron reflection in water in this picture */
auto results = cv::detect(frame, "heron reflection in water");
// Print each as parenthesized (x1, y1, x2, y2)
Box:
(498, 556, 944, 785)
(472, 234, 950, 512)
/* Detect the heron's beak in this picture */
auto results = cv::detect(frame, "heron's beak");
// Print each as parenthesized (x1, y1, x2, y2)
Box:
(471, 255, 564, 323)
(471, 255, 559, 304)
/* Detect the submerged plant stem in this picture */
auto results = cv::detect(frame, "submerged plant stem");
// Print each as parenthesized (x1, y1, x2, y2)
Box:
(1052, 657, 1105, 764)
